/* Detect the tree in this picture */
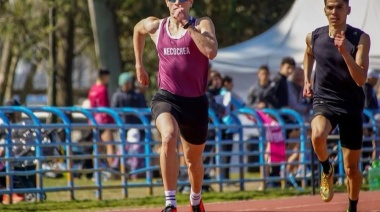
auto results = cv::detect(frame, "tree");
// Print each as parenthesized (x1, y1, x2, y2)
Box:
(0, 38, 12, 104)
(55, 0, 76, 107)
(0, 0, 94, 106)
(0, 0, 50, 104)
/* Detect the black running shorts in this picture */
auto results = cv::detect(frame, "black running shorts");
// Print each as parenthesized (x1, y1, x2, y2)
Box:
(151, 90, 209, 145)
(312, 100, 363, 150)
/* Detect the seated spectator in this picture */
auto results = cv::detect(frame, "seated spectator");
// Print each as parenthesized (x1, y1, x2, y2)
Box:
(246, 65, 276, 109)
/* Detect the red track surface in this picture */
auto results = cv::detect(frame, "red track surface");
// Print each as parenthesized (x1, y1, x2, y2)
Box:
(111, 191, 380, 212)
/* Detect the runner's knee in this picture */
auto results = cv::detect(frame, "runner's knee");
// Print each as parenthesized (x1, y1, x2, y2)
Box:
(161, 131, 177, 152)
(311, 129, 327, 145)
(187, 158, 203, 174)
(346, 167, 360, 179)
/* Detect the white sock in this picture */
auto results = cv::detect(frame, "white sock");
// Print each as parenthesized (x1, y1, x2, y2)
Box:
(190, 189, 201, 206)
(165, 190, 177, 207)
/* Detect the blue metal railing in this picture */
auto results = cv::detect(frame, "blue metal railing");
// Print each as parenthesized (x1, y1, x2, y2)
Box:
(0, 106, 378, 204)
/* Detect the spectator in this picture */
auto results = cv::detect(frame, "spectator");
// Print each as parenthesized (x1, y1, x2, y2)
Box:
(272, 57, 296, 109)
(362, 69, 379, 171)
(287, 67, 313, 177)
(111, 72, 148, 125)
(206, 69, 225, 124)
(208, 70, 223, 98)
(246, 65, 276, 109)
(218, 76, 235, 181)
(271, 57, 298, 176)
(202, 70, 225, 189)
(111, 72, 149, 173)
(287, 67, 312, 120)
(220, 76, 245, 110)
(363, 69, 379, 110)
(218, 75, 244, 181)
(88, 69, 114, 167)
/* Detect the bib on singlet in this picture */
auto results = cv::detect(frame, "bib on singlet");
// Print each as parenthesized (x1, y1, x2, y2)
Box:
(156, 18, 209, 97)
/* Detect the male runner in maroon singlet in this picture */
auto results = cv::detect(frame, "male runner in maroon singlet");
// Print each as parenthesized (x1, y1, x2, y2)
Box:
(133, 0, 217, 211)
(303, 0, 370, 211)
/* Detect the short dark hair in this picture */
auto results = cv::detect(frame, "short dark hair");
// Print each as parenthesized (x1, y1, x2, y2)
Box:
(97, 69, 110, 78)
(324, 0, 349, 5)
(258, 65, 270, 74)
(281, 57, 296, 67)
(223, 75, 233, 84)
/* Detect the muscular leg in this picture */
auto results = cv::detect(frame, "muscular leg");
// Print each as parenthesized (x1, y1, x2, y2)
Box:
(156, 113, 180, 191)
(312, 115, 335, 202)
(342, 148, 362, 201)
(311, 115, 332, 163)
(181, 137, 205, 194)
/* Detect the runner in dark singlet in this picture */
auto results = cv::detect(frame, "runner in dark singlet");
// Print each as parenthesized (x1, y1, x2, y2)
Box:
(133, 1, 217, 211)
(303, 0, 370, 211)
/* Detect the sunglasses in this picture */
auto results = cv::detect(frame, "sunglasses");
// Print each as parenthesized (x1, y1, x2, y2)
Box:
(168, 0, 188, 3)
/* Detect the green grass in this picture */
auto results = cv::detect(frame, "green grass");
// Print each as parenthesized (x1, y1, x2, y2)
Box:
(0, 173, 370, 212)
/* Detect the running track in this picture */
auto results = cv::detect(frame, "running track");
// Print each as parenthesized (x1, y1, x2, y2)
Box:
(109, 191, 380, 212)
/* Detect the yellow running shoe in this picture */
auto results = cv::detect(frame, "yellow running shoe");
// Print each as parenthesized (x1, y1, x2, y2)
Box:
(320, 165, 334, 202)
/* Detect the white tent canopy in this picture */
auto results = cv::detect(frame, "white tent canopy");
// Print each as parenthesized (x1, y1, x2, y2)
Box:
(211, 0, 380, 99)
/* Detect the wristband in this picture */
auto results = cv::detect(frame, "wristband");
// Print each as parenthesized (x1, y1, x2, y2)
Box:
(183, 16, 195, 29)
